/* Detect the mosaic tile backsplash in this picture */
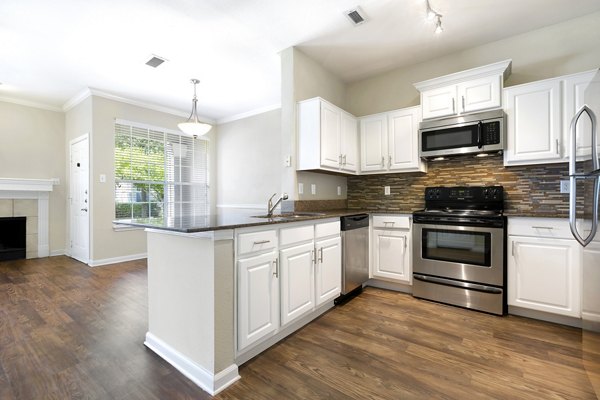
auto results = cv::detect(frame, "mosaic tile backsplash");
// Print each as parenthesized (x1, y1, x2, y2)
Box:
(347, 154, 572, 217)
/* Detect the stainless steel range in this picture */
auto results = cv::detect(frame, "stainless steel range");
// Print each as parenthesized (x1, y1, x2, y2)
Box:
(412, 186, 507, 315)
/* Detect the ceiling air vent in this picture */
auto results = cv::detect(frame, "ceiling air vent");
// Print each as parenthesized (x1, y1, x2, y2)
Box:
(145, 54, 167, 68)
(346, 7, 366, 26)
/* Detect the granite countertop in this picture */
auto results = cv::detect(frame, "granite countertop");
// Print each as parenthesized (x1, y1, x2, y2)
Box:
(115, 208, 389, 233)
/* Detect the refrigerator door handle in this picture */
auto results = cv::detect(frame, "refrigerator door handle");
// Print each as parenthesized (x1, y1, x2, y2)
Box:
(569, 105, 600, 247)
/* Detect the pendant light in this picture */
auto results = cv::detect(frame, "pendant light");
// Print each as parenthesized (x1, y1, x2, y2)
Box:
(178, 78, 212, 138)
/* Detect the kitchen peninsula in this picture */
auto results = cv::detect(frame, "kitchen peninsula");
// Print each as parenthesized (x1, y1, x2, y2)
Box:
(119, 209, 360, 395)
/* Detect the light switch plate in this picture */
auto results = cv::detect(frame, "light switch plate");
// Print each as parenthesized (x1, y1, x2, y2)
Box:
(384, 186, 390, 195)
(560, 180, 570, 193)
(99, 174, 106, 183)
(311, 184, 316, 195)
(298, 183, 304, 194)
(337, 186, 342, 196)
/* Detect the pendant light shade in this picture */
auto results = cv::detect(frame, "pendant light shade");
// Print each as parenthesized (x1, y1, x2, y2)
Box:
(178, 79, 212, 138)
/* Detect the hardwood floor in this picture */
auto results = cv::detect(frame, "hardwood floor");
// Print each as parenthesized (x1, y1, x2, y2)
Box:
(1, 256, 598, 399)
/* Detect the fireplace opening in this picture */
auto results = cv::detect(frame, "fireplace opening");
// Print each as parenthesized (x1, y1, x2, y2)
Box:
(0, 217, 26, 261)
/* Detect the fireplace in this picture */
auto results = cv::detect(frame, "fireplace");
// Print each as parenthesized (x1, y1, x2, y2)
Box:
(0, 216, 26, 261)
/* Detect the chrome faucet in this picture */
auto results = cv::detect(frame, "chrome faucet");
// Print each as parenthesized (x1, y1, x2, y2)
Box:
(267, 193, 288, 217)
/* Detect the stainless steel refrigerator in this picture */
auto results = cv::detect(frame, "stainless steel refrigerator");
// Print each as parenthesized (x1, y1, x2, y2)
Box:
(567, 69, 600, 396)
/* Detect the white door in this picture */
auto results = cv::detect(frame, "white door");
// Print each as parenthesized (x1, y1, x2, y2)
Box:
(388, 107, 420, 171)
(372, 229, 411, 283)
(421, 85, 457, 119)
(503, 80, 562, 165)
(237, 251, 279, 350)
(360, 114, 387, 172)
(315, 236, 341, 306)
(457, 76, 502, 114)
(508, 236, 581, 317)
(69, 135, 89, 264)
(340, 112, 358, 173)
(320, 102, 341, 169)
(279, 242, 315, 326)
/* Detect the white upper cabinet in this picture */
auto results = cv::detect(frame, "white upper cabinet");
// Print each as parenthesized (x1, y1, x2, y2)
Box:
(415, 60, 511, 120)
(359, 106, 426, 174)
(503, 69, 600, 166)
(503, 79, 563, 165)
(297, 97, 358, 174)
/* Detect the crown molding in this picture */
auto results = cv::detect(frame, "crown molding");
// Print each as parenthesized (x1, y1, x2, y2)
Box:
(62, 88, 216, 124)
(0, 96, 62, 112)
(217, 103, 281, 125)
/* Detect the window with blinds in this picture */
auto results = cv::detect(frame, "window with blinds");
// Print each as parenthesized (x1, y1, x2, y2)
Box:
(114, 121, 209, 221)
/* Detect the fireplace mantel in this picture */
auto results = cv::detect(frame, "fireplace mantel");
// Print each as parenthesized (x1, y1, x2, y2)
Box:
(0, 177, 60, 258)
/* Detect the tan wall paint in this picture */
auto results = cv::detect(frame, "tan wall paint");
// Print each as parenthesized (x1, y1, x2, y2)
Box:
(346, 11, 600, 117)
(216, 109, 282, 207)
(90, 96, 218, 262)
(0, 101, 66, 253)
(281, 47, 349, 201)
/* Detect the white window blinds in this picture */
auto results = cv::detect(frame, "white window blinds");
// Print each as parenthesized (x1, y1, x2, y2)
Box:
(114, 121, 209, 221)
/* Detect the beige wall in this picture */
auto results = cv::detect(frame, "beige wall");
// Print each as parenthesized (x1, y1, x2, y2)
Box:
(346, 11, 600, 117)
(216, 109, 282, 208)
(0, 101, 66, 253)
(281, 47, 349, 201)
(89, 96, 217, 262)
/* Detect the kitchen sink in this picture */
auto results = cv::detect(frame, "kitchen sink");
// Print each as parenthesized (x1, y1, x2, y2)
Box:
(252, 212, 327, 219)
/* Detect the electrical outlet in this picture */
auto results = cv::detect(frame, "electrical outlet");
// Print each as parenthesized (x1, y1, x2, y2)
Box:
(284, 155, 291, 167)
(560, 180, 570, 193)
(337, 186, 342, 196)
(384, 186, 390, 196)
(99, 174, 106, 183)
(298, 183, 304, 195)
(311, 184, 316, 195)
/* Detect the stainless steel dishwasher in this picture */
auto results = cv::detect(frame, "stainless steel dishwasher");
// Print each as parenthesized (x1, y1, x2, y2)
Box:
(336, 214, 369, 303)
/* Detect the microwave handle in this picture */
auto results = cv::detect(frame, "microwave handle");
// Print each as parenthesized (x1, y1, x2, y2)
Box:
(477, 122, 483, 149)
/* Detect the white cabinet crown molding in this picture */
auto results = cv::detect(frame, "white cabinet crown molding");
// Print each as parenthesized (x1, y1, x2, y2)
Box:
(413, 59, 512, 92)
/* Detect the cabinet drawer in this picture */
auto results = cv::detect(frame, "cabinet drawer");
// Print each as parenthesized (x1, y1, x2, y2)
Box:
(372, 215, 410, 229)
(237, 229, 277, 256)
(315, 220, 340, 239)
(508, 217, 571, 239)
(280, 224, 314, 247)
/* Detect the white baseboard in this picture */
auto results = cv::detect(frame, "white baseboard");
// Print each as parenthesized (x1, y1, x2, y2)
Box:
(144, 332, 240, 395)
(88, 252, 147, 267)
(50, 249, 66, 256)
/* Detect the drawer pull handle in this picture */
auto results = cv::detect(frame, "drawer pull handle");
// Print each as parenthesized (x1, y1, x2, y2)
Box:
(273, 258, 278, 278)
(253, 240, 271, 245)
(318, 248, 323, 263)
(531, 226, 554, 230)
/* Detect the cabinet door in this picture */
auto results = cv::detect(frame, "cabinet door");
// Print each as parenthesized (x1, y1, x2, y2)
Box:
(457, 76, 501, 113)
(320, 102, 341, 169)
(564, 71, 600, 160)
(340, 112, 358, 173)
(508, 236, 581, 317)
(315, 236, 342, 305)
(388, 107, 422, 172)
(421, 85, 457, 119)
(503, 80, 562, 165)
(279, 242, 315, 326)
(372, 229, 411, 283)
(360, 114, 388, 172)
(238, 251, 279, 350)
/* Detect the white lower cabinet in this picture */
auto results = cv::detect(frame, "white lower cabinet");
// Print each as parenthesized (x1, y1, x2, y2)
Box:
(582, 241, 600, 324)
(371, 215, 412, 284)
(237, 250, 279, 350)
(315, 236, 342, 305)
(507, 218, 581, 317)
(236, 219, 341, 352)
(280, 242, 315, 326)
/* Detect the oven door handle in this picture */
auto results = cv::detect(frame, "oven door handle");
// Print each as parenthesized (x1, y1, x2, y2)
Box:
(413, 274, 502, 294)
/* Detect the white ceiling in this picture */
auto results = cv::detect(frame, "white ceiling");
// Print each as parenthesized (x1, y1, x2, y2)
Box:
(1, 0, 599, 121)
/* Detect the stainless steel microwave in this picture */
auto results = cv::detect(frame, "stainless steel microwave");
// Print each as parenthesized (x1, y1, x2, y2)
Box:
(418, 109, 505, 159)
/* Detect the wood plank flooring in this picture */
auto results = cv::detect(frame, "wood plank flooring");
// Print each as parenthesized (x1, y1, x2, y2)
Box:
(1, 256, 599, 399)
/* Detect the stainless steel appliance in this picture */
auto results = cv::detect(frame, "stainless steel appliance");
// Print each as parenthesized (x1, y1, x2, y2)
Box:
(338, 214, 369, 301)
(567, 70, 600, 336)
(412, 186, 507, 315)
(419, 109, 505, 159)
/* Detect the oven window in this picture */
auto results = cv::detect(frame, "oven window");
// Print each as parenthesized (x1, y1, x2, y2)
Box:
(422, 126, 476, 151)
(422, 228, 491, 267)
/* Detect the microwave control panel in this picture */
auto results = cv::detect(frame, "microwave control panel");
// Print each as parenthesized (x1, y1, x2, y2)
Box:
(482, 121, 501, 145)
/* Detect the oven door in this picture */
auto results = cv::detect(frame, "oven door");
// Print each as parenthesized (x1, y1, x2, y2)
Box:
(412, 222, 504, 287)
